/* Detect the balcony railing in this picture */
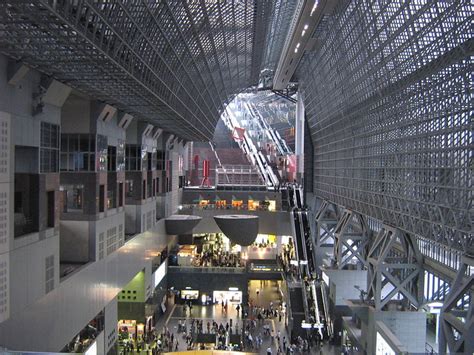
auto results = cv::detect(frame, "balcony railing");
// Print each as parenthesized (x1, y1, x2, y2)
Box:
(168, 265, 245, 274)
(180, 203, 278, 212)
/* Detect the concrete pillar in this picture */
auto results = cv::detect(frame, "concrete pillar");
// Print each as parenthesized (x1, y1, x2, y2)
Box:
(295, 93, 305, 184)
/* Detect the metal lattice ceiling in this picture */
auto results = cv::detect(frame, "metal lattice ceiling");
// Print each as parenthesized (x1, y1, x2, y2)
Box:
(297, 0, 473, 252)
(0, 0, 274, 141)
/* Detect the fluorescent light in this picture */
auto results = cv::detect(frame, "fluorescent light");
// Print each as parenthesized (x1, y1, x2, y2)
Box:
(296, 43, 301, 48)
(294, 48, 298, 53)
(301, 30, 306, 36)
(310, 0, 319, 16)
(304, 24, 309, 30)
(229, 287, 239, 291)
(301, 322, 312, 329)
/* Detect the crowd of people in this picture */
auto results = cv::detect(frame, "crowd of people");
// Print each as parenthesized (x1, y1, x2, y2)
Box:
(251, 240, 276, 248)
(278, 243, 300, 280)
(192, 250, 243, 268)
(176, 316, 244, 351)
(119, 327, 178, 354)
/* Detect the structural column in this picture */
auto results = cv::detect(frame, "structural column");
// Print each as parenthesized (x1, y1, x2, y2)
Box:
(439, 254, 474, 354)
(295, 93, 304, 185)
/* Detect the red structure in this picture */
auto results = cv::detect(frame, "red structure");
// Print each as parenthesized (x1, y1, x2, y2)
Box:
(201, 159, 210, 187)
(232, 127, 246, 141)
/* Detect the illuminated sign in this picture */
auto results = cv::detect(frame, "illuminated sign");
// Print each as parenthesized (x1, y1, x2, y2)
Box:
(153, 260, 167, 288)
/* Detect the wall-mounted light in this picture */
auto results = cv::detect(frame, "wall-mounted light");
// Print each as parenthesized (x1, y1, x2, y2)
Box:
(310, 0, 319, 16)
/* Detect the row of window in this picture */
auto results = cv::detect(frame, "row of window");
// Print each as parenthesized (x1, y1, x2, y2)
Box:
(60, 178, 162, 214)
(61, 183, 124, 213)
(40, 124, 166, 173)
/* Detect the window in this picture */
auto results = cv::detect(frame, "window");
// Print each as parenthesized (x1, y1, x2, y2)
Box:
(141, 145, 148, 171)
(61, 185, 84, 213)
(40, 122, 59, 173)
(107, 146, 117, 171)
(125, 180, 134, 198)
(142, 180, 146, 200)
(118, 183, 124, 207)
(47, 191, 55, 228)
(14, 191, 22, 213)
(107, 186, 116, 209)
(117, 140, 125, 171)
(156, 150, 165, 170)
(125, 145, 140, 171)
(97, 135, 108, 172)
(45, 255, 54, 294)
(147, 177, 152, 198)
(147, 152, 152, 171)
(156, 177, 160, 195)
(99, 185, 105, 212)
(60, 134, 96, 172)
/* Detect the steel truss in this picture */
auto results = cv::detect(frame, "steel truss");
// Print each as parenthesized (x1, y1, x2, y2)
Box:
(333, 210, 369, 269)
(366, 226, 424, 310)
(297, 0, 473, 252)
(439, 255, 474, 354)
(315, 200, 339, 247)
(0, 0, 274, 141)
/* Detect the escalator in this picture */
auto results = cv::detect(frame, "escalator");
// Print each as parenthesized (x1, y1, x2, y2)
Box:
(292, 210, 307, 278)
(287, 185, 332, 341)
(295, 187, 302, 209)
(289, 188, 295, 208)
(288, 286, 307, 337)
(301, 212, 315, 269)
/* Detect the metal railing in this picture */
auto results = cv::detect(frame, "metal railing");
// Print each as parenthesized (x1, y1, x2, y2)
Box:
(168, 266, 245, 274)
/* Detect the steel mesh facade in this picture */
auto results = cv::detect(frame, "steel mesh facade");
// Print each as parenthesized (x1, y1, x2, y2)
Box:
(298, 0, 473, 252)
(0, 0, 272, 141)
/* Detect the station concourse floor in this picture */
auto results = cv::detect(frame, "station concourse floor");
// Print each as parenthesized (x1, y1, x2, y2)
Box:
(152, 280, 341, 355)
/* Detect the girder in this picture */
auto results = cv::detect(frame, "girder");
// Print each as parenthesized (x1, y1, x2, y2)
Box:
(297, 0, 473, 252)
(0, 0, 274, 141)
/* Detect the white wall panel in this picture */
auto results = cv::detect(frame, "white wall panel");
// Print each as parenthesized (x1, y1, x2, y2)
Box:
(0, 252, 9, 323)
(104, 297, 118, 353)
(9, 234, 60, 316)
(0, 220, 169, 352)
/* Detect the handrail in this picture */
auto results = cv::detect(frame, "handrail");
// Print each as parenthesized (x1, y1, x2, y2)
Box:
(168, 266, 245, 273)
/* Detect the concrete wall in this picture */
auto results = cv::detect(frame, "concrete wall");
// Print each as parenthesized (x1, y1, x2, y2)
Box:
(367, 308, 426, 354)
(324, 269, 367, 306)
(0, 53, 65, 324)
(60, 220, 89, 262)
(61, 94, 92, 134)
(125, 198, 156, 235)
(0, 220, 171, 351)
(9, 233, 60, 316)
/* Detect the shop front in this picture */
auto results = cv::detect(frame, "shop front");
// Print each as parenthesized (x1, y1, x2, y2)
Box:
(179, 289, 200, 303)
(231, 199, 243, 209)
(212, 289, 243, 304)
(118, 319, 145, 346)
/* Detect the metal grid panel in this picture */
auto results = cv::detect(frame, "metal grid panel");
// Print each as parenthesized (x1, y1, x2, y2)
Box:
(297, 0, 473, 252)
(0, 0, 272, 141)
(262, 0, 298, 72)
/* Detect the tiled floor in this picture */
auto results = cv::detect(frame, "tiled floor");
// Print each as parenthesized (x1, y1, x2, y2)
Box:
(153, 280, 341, 355)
